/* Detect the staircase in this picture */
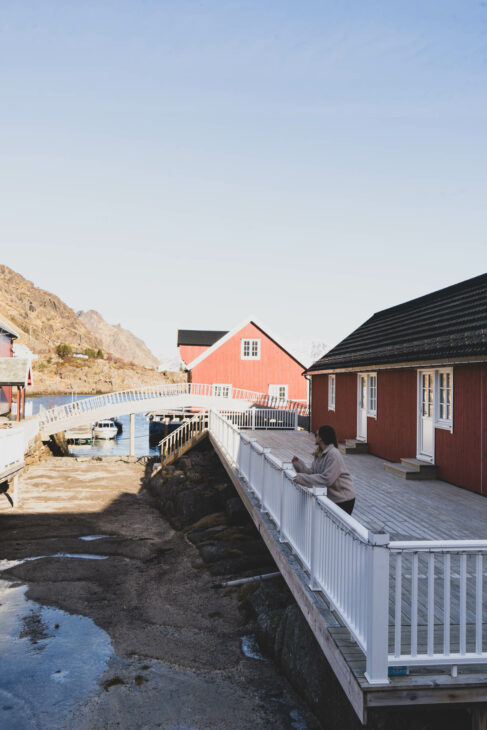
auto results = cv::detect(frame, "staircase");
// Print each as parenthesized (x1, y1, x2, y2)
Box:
(384, 457, 438, 480)
(338, 439, 368, 455)
(159, 412, 208, 467)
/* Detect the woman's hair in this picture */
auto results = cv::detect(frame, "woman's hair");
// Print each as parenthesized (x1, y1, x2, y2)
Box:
(316, 425, 338, 448)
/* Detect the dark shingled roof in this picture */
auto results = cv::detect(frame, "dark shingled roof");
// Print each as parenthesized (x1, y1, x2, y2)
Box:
(307, 273, 487, 372)
(177, 329, 228, 347)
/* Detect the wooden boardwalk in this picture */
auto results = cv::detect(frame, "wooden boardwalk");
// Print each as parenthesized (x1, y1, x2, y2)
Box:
(248, 429, 487, 541)
(243, 429, 487, 710)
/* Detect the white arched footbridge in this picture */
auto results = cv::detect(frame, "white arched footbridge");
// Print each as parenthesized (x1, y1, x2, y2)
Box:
(38, 383, 308, 440)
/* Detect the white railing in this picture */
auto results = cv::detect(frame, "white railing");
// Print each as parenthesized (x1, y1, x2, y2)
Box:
(388, 541, 487, 668)
(39, 383, 308, 433)
(209, 410, 487, 680)
(209, 410, 390, 684)
(0, 426, 25, 474)
(219, 409, 298, 430)
(159, 412, 207, 462)
(22, 416, 40, 448)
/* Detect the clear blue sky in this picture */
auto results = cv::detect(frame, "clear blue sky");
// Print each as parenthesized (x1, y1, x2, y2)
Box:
(1, 1, 486, 362)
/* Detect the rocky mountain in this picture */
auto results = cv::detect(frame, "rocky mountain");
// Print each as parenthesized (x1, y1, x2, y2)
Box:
(0, 265, 100, 354)
(0, 265, 160, 370)
(78, 310, 159, 369)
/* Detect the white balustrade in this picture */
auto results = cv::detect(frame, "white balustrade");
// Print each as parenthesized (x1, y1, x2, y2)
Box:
(159, 412, 207, 461)
(0, 426, 25, 474)
(39, 384, 308, 435)
(388, 541, 487, 668)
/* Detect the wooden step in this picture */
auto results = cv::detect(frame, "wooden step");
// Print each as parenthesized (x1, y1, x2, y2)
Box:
(384, 459, 438, 480)
(400, 457, 438, 477)
(339, 439, 368, 455)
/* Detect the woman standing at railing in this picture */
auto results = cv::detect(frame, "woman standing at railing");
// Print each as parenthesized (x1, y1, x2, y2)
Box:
(292, 425, 356, 515)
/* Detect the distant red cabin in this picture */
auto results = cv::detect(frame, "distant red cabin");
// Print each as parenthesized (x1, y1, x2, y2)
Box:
(177, 320, 307, 404)
(0, 317, 32, 420)
(306, 274, 487, 495)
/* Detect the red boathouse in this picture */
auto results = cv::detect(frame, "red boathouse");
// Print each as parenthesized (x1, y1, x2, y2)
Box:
(306, 274, 487, 494)
(178, 319, 307, 403)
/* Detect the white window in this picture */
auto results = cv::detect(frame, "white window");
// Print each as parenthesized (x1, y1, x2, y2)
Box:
(269, 384, 288, 401)
(213, 384, 232, 398)
(435, 368, 453, 429)
(328, 375, 336, 411)
(241, 338, 260, 360)
(367, 374, 377, 416)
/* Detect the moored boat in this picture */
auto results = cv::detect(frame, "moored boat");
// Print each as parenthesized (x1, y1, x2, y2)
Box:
(92, 419, 118, 440)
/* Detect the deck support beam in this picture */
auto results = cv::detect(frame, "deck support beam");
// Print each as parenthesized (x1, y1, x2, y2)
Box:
(129, 413, 135, 456)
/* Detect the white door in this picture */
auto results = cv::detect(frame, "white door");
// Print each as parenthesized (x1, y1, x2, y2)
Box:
(357, 375, 368, 441)
(418, 371, 435, 462)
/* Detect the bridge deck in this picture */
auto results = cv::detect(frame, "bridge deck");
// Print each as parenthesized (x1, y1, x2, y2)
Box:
(221, 429, 487, 716)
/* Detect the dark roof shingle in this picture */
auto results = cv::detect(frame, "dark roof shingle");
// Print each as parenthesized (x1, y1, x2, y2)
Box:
(177, 329, 228, 347)
(307, 274, 487, 372)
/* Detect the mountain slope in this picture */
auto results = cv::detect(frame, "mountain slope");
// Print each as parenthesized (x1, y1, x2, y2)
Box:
(0, 265, 100, 354)
(78, 310, 159, 369)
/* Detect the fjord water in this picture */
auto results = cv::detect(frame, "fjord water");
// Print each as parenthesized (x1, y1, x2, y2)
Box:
(27, 395, 159, 458)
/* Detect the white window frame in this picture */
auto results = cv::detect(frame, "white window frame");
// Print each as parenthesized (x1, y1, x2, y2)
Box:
(328, 374, 336, 411)
(434, 368, 453, 431)
(366, 373, 377, 417)
(268, 384, 288, 401)
(241, 338, 261, 360)
(213, 384, 232, 398)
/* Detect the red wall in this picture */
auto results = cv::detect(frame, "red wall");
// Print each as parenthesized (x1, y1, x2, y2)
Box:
(311, 373, 357, 440)
(435, 364, 487, 494)
(190, 322, 307, 401)
(0, 333, 13, 414)
(312, 365, 487, 495)
(367, 370, 417, 462)
(179, 345, 208, 366)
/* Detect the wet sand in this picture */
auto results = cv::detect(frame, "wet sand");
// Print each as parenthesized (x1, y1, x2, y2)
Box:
(0, 457, 321, 730)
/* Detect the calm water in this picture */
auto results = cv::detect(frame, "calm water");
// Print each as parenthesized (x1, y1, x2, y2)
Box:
(27, 395, 159, 458)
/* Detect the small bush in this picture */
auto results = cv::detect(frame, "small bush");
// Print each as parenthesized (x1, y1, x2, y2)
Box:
(84, 347, 96, 359)
(96, 349, 104, 359)
(56, 343, 72, 359)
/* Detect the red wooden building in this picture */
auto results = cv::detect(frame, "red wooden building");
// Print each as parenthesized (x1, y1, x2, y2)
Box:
(0, 317, 32, 420)
(177, 319, 307, 403)
(306, 274, 487, 494)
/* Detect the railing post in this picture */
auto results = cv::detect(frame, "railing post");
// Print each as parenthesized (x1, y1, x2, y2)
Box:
(365, 530, 390, 685)
(279, 463, 294, 541)
(260, 448, 271, 511)
(294, 410, 298, 430)
(247, 438, 257, 489)
(309, 488, 326, 590)
(251, 408, 256, 431)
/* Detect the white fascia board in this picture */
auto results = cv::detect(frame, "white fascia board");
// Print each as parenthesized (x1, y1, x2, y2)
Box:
(186, 317, 253, 370)
(186, 316, 306, 371)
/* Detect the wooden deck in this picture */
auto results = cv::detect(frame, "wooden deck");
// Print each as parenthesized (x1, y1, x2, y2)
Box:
(247, 429, 487, 541)
(240, 429, 487, 715)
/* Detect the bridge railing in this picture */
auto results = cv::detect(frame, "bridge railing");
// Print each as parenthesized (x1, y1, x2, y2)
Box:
(208, 410, 390, 684)
(0, 425, 25, 475)
(159, 411, 207, 462)
(39, 383, 308, 430)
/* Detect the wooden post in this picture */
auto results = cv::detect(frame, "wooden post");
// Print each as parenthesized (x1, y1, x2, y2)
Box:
(472, 706, 487, 730)
(21, 386, 25, 420)
(364, 529, 390, 685)
(16, 387, 20, 422)
(129, 413, 135, 457)
(309, 487, 326, 590)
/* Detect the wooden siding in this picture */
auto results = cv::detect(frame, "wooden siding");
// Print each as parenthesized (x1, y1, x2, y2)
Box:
(435, 364, 487, 495)
(0, 333, 12, 415)
(367, 369, 417, 462)
(190, 322, 307, 401)
(311, 373, 357, 439)
(179, 344, 208, 366)
(312, 365, 487, 496)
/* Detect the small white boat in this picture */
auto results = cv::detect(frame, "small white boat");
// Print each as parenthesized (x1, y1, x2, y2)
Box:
(92, 419, 118, 440)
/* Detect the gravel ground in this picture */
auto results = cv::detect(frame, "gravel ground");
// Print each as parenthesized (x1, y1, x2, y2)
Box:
(0, 457, 322, 730)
